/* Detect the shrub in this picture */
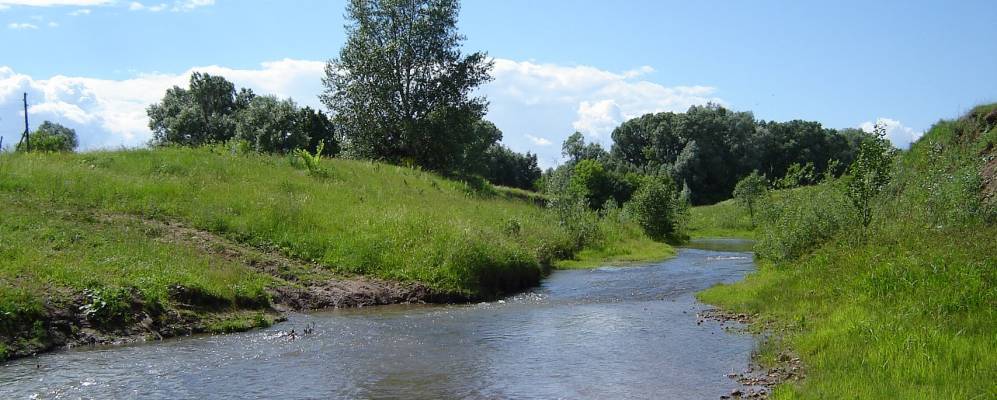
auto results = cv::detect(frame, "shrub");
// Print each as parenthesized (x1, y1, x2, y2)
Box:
(754, 182, 856, 260)
(733, 170, 768, 223)
(845, 123, 894, 228)
(626, 175, 679, 241)
(294, 142, 326, 177)
(16, 121, 78, 153)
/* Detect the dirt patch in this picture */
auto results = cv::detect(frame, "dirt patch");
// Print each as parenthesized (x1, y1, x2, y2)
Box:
(699, 308, 806, 399)
(981, 149, 997, 206)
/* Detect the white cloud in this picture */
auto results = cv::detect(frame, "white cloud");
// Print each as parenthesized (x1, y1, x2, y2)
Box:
(0, 0, 210, 11)
(481, 59, 721, 167)
(485, 59, 721, 141)
(7, 22, 38, 29)
(859, 117, 923, 149)
(525, 134, 552, 146)
(0, 0, 110, 6)
(68, 7, 90, 15)
(128, 2, 165, 12)
(0, 58, 720, 168)
(172, 0, 211, 11)
(46, 20, 56, 26)
(0, 60, 327, 150)
(129, 0, 210, 12)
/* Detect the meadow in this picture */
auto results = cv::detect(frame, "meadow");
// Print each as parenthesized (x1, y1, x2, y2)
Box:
(0, 146, 669, 358)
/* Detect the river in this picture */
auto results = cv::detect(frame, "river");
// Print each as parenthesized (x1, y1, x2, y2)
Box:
(0, 239, 757, 399)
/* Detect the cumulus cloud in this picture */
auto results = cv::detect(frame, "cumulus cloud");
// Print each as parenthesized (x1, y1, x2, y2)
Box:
(859, 117, 922, 149)
(481, 59, 721, 166)
(525, 134, 552, 146)
(0, 60, 326, 150)
(485, 59, 721, 141)
(0, 57, 721, 168)
(7, 22, 38, 29)
(129, 0, 211, 12)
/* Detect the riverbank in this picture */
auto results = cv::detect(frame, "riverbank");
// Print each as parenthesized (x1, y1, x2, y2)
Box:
(696, 104, 997, 398)
(0, 147, 670, 361)
(0, 244, 758, 399)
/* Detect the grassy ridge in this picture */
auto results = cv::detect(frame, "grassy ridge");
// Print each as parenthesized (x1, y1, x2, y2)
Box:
(698, 104, 997, 398)
(0, 193, 275, 359)
(0, 146, 670, 358)
(688, 199, 755, 239)
(0, 145, 667, 294)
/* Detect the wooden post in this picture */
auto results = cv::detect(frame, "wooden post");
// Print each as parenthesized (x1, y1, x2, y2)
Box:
(23, 92, 30, 152)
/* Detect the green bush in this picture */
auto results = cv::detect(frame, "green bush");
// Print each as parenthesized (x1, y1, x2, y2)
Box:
(626, 176, 680, 241)
(733, 170, 768, 222)
(754, 183, 856, 260)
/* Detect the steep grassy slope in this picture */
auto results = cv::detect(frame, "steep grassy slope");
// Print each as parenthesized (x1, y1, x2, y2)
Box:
(0, 147, 669, 358)
(699, 104, 997, 398)
(688, 199, 756, 239)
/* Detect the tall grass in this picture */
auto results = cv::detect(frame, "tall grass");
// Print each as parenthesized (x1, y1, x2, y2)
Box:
(688, 199, 757, 239)
(699, 104, 997, 398)
(0, 147, 658, 298)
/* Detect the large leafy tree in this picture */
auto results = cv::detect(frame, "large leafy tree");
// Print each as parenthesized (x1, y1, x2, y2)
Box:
(148, 73, 337, 156)
(321, 0, 494, 172)
(16, 121, 78, 152)
(235, 95, 309, 154)
(148, 72, 240, 146)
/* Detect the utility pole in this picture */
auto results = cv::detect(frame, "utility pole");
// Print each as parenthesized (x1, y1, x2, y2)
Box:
(22, 92, 30, 152)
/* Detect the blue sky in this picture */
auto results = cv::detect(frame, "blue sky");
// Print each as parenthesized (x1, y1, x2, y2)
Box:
(1, 0, 995, 166)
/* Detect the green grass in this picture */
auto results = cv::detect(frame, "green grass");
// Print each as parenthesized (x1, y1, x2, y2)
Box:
(688, 199, 757, 239)
(697, 104, 997, 399)
(0, 192, 274, 355)
(0, 146, 664, 298)
(554, 238, 674, 269)
(0, 146, 670, 358)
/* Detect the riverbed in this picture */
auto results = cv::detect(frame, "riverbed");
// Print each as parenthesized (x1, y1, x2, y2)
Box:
(0, 239, 757, 399)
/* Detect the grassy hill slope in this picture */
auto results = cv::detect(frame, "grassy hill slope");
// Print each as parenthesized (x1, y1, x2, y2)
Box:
(0, 147, 668, 359)
(699, 104, 997, 398)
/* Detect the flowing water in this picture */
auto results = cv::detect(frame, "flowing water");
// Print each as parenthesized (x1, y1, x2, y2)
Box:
(0, 239, 757, 399)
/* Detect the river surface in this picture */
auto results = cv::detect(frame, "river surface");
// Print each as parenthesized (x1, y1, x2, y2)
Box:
(1, 239, 757, 399)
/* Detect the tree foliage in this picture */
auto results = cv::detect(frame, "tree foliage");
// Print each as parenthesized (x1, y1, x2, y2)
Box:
(148, 72, 239, 146)
(17, 121, 78, 153)
(321, 0, 494, 173)
(626, 175, 680, 241)
(733, 171, 768, 222)
(148, 73, 337, 155)
(846, 123, 894, 228)
(479, 143, 541, 190)
(610, 103, 869, 204)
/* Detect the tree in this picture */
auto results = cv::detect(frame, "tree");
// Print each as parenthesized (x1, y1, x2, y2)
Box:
(148, 72, 239, 146)
(627, 175, 679, 241)
(297, 107, 340, 157)
(321, 0, 494, 173)
(733, 171, 768, 222)
(562, 131, 607, 165)
(235, 96, 309, 154)
(570, 159, 613, 209)
(846, 123, 894, 228)
(479, 143, 541, 190)
(16, 121, 78, 152)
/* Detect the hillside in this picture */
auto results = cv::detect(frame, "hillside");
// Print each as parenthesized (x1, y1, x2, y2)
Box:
(0, 147, 668, 360)
(698, 104, 997, 398)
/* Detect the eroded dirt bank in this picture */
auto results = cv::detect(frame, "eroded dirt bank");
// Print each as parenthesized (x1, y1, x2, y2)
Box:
(1, 215, 455, 361)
